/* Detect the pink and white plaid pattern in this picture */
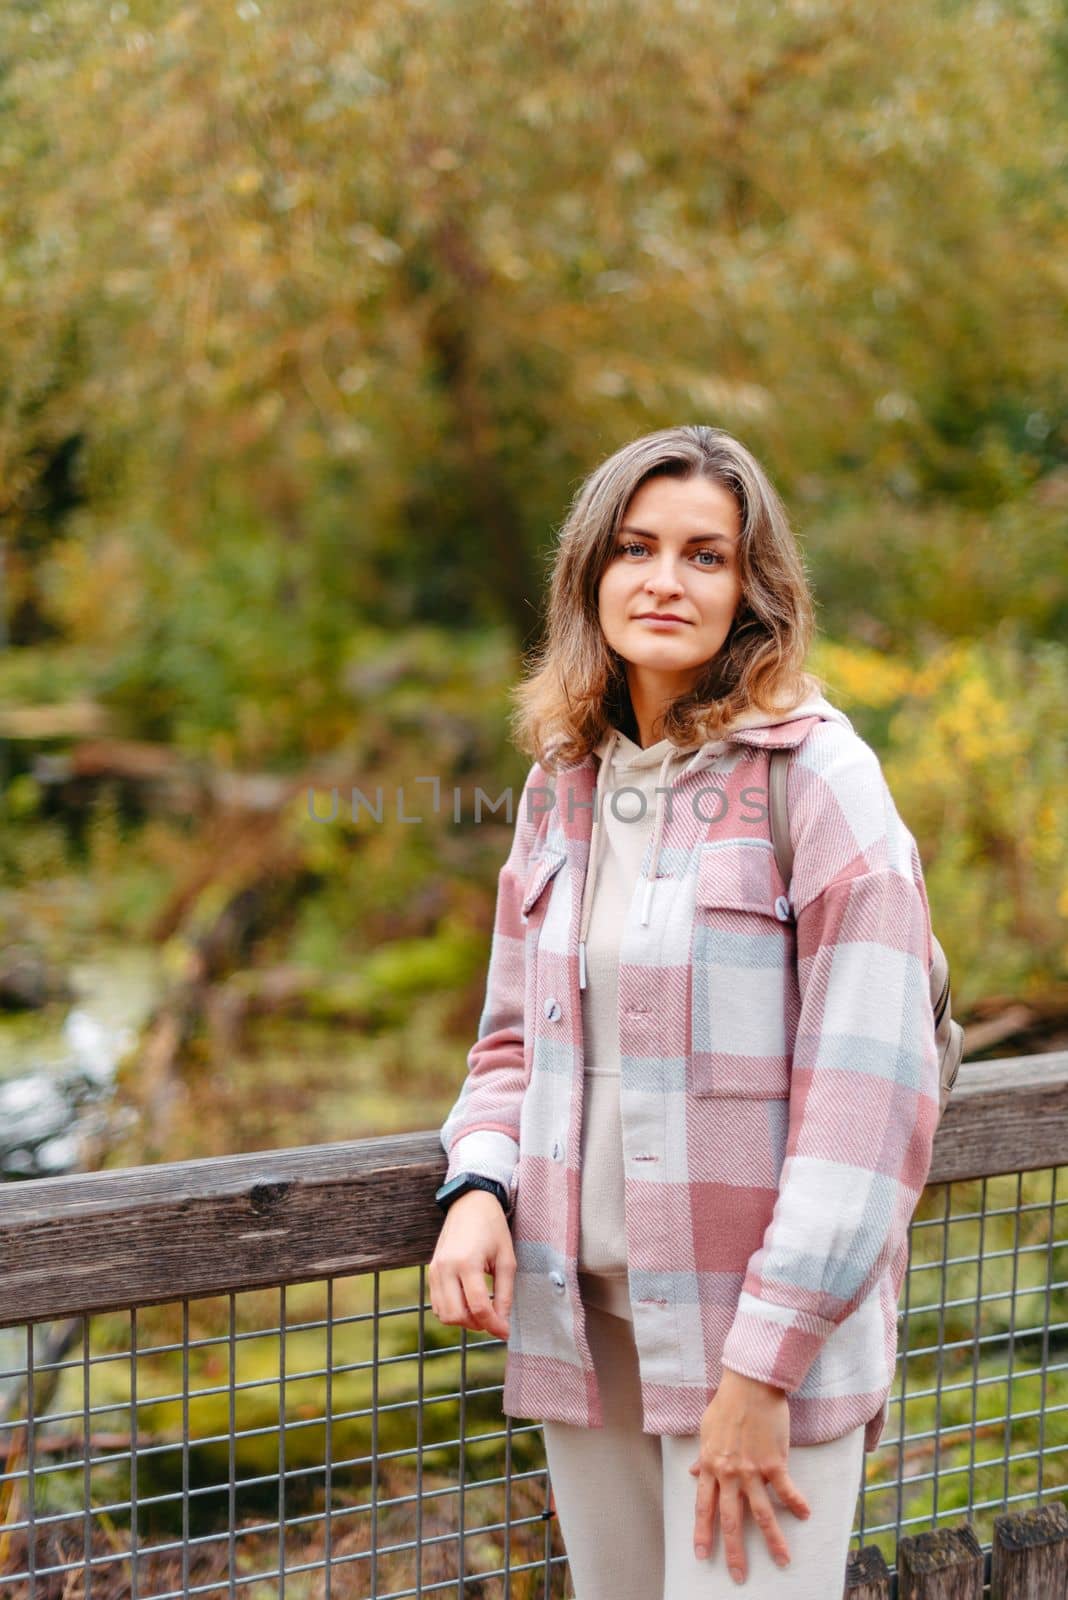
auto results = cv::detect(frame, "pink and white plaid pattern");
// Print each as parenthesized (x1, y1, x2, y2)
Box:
(440, 709, 941, 1451)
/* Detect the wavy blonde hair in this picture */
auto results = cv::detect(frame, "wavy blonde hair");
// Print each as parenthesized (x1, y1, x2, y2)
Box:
(511, 424, 824, 771)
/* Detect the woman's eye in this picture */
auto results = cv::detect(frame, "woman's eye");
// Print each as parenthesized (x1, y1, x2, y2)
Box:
(615, 541, 726, 566)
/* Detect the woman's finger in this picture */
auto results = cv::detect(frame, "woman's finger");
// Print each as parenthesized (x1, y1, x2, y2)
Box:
(716, 1476, 748, 1583)
(462, 1261, 515, 1340)
(431, 1266, 471, 1328)
(692, 1466, 718, 1559)
(766, 1463, 813, 1520)
(743, 1472, 792, 1570)
(491, 1250, 515, 1332)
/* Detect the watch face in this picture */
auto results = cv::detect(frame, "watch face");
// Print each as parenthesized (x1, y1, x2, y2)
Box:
(436, 1174, 506, 1212)
(437, 1175, 474, 1205)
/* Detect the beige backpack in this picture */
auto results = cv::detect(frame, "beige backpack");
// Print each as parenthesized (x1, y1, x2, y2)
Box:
(768, 748, 965, 1120)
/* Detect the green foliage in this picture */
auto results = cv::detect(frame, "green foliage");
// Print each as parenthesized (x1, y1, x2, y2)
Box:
(812, 631, 1068, 1006)
(0, 645, 102, 705)
(805, 488, 1068, 655)
(1, 0, 1064, 1011)
(2, 0, 1065, 664)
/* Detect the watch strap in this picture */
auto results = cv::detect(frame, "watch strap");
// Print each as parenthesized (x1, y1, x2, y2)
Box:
(436, 1172, 512, 1217)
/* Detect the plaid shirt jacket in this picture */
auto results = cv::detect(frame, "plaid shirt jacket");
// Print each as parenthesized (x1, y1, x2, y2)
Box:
(439, 706, 941, 1451)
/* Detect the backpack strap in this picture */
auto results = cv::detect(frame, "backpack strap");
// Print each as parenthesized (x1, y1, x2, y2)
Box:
(768, 744, 964, 1115)
(768, 746, 794, 894)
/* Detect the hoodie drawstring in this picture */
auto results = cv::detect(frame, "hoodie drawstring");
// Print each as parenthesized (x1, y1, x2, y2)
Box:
(578, 729, 619, 990)
(638, 745, 683, 928)
(580, 734, 722, 987)
(574, 691, 847, 992)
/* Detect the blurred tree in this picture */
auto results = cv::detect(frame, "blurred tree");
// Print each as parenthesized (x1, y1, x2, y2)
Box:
(0, 0, 1063, 754)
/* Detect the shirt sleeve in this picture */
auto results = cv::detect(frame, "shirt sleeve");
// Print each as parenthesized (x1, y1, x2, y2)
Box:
(439, 759, 550, 1198)
(719, 725, 942, 1395)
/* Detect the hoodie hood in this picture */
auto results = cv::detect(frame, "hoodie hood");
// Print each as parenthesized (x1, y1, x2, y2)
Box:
(575, 686, 854, 990)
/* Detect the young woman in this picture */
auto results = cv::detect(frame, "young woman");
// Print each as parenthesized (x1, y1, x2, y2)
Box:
(429, 425, 941, 1598)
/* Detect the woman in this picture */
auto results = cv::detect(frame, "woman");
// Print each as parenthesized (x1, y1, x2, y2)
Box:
(429, 425, 940, 1597)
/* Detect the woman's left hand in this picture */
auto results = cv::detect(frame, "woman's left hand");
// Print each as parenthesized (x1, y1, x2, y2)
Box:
(688, 1368, 812, 1585)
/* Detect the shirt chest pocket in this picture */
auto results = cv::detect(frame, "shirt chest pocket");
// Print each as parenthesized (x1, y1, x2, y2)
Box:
(521, 848, 567, 920)
(689, 841, 796, 1098)
(520, 849, 568, 1083)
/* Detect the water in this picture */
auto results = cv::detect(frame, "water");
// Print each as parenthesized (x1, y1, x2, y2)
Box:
(0, 947, 163, 1180)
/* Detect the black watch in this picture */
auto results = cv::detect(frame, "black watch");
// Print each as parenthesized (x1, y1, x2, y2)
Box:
(436, 1172, 512, 1217)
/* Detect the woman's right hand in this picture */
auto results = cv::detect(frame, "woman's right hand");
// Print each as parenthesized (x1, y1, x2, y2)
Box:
(429, 1189, 516, 1341)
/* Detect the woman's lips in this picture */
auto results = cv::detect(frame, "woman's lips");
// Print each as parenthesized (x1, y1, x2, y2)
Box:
(636, 615, 689, 627)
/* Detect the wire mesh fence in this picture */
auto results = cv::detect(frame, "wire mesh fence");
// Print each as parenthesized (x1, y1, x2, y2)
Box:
(0, 1053, 1065, 1597)
(855, 1163, 1067, 1589)
(0, 1269, 569, 1598)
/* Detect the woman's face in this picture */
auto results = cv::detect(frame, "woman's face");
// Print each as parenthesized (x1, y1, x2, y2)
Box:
(597, 472, 744, 702)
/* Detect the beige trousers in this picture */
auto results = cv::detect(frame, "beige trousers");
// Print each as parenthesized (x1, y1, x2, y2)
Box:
(541, 1297, 865, 1600)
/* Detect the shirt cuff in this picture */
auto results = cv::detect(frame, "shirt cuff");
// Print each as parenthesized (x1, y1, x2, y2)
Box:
(720, 1296, 837, 1396)
(445, 1128, 520, 1191)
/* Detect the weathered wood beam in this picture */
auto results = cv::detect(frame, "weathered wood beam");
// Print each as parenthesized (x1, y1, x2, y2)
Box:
(0, 1052, 1064, 1328)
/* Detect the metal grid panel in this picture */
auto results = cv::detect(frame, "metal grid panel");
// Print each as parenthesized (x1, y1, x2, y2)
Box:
(854, 1163, 1068, 1593)
(0, 1265, 568, 1598)
(0, 1165, 1065, 1598)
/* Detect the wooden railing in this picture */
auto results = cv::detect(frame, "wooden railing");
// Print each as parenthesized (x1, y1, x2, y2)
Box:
(0, 1049, 1065, 1597)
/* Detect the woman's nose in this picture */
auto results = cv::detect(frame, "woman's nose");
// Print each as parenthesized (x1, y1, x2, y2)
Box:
(644, 559, 684, 596)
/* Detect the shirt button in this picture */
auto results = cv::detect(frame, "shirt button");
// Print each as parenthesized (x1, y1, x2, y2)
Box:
(551, 1139, 564, 1161)
(544, 998, 562, 1021)
(774, 894, 792, 921)
(549, 1270, 566, 1291)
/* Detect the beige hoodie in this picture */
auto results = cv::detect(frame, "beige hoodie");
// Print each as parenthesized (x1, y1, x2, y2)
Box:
(575, 683, 842, 1320)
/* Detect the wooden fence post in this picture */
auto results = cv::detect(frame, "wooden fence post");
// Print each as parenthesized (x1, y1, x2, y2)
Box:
(897, 1524, 984, 1599)
(991, 1499, 1068, 1599)
(845, 1544, 891, 1597)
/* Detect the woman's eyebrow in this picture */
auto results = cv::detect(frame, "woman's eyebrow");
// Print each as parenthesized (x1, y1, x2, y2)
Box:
(618, 524, 735, 545)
